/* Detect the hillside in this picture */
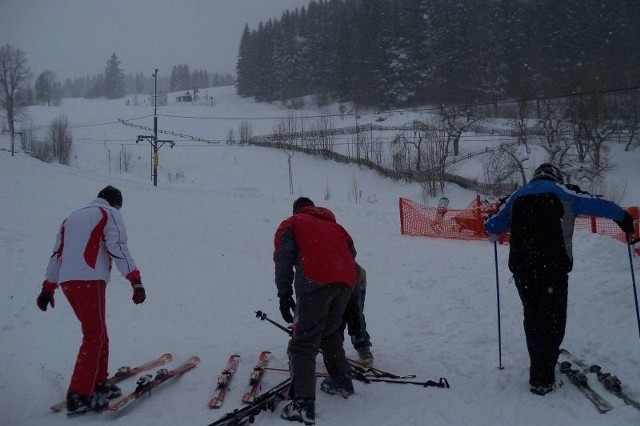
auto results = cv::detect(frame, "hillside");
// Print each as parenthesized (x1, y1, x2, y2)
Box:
(1, 87, 639, 425)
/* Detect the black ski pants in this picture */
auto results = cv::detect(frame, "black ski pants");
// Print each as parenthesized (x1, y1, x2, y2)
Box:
(288, 284, 353, 400)
(340, 280, 371, 350)
(514, 270, 568, 387)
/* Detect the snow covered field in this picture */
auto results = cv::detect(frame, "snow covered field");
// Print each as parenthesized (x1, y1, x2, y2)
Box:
(1, 86, 639, 425)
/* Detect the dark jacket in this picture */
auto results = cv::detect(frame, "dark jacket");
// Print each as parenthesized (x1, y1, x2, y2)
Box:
(484, 178, 627, 275)
(274, 205, 357, 296)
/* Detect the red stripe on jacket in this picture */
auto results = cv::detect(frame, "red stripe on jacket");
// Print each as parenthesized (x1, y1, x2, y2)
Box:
(83, 207, 108, 269)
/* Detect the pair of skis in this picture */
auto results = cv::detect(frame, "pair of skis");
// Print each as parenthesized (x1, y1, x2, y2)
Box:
(209, 310, 450, 425)
(50, 353, 199, 414)
(209, 350, 271, 409)
(109, 356, 200, 412)
(209, 377, 291, 426)
(559, 348, 640, 413)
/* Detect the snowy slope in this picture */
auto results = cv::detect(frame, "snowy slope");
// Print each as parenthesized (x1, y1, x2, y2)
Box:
(1, 88, 639, 426)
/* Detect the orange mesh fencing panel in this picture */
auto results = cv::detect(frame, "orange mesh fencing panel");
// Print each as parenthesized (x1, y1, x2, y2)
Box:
(399, 197, 488, 241)
(399, 197, 639, 252)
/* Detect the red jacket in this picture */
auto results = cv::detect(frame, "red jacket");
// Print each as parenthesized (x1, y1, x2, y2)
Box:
(274, 205, 357, 296)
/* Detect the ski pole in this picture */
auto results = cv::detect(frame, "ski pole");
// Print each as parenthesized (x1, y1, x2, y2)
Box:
(255, 310, 293, 336)
(494, 241, 504, 370)
(353, 375, 450, 388)
(255, 308, 446, 387)
(256, 310, 381, 373)
(626, 237, 640, 341)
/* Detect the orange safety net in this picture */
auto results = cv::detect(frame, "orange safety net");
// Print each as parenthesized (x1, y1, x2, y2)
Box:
(399, 197, 640, 253)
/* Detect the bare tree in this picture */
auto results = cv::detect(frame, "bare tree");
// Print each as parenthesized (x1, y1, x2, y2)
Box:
(562, 93, 621, 187)
(349, 173, 362, 203)
(483, 145, 527, 193)
(273, 120, 288, 146)
(0, 44, 31, 155)
(581, 95, 620, 170)
(273, 112, 303, 148)
(239, 120, 252, 144)
(619, 91, 640, 151)
(119, 146, 134, 172)
(439, 105, 480, 156)
(283, 148, 295, 195)
(21, 121, 53, 162)
(511, 99, 532, 153)
(532, 99, 572, 169)
(226, 128, 235, 144)
(316, 109, 334, 151)
(307, 113, 335, 151)
(49, 113, 73, 165)
(19, 121, 36, 153)
(323, 177, 332, 201)
(424, 119, 451, 194)
(390, 133, 411, 175)
(285, 111, 299, 146)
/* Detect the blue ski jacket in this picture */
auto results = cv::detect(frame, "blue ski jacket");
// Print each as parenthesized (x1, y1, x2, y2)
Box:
(484, 178, 627, 274)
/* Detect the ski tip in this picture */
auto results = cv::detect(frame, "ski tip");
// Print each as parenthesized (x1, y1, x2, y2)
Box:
(162, 353, 173, 361)
(209, 398, 221, 409)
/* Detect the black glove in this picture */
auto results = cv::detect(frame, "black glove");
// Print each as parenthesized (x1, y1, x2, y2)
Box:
(37, 290, 55, 311)
(37, 281, 57, 311)
(615, 211, 635, 236)
(279, 295, 296, 323)
(131, 280, 146, 304)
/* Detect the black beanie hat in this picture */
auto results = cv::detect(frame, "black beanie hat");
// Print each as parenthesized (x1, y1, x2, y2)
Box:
(293, 197, 314, 214)
(98, 185, 123, 208)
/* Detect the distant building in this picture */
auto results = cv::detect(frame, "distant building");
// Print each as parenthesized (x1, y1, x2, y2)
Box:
(176, 91, 193, 102)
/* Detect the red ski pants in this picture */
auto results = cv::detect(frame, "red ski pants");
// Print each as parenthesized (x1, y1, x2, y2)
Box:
(61, 280, 109, 396)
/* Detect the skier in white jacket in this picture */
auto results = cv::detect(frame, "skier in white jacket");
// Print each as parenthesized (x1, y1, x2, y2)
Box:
(36, 186, 146, 414)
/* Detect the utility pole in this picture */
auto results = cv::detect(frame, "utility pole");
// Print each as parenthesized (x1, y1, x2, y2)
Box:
(136, 69, 173, 186)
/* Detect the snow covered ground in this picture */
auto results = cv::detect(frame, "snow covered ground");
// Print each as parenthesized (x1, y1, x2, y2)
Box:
(1, 87, 639, 425)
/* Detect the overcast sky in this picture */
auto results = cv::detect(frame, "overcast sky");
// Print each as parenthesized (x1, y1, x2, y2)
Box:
(0, 0, 311, 81)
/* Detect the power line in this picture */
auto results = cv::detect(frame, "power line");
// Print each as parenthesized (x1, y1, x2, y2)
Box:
(18, 85, 639, 130)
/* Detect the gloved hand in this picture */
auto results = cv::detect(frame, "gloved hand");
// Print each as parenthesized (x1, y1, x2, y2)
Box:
(615, 211, 635, 236)
(37, 281, 58, 311)
(278, 294, 296, 323)
(131, 280, 146, 304)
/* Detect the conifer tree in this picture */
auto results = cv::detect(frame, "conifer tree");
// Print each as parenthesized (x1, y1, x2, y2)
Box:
(104, 53, 125, 99)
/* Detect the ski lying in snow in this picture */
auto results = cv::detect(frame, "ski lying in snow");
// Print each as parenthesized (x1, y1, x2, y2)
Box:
(241, 350, 271, 404)
(208, 377, 291, 426)
(209, 354, 241, 408)
(107, 356, 200, 412)
(560, 349, 640, 410)
(50, 353, 173, 412)
(559, 361, 613, 413)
